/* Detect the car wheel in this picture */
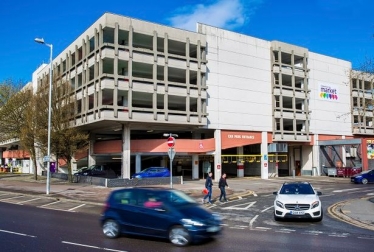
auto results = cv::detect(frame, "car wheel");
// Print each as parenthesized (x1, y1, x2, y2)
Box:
(169, 225, 191, 246)
(102, 219, 120, 238)
(362, 178, 368, 184)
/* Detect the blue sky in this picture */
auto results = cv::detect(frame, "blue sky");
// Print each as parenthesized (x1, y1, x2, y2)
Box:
(1, 0, 374, 82)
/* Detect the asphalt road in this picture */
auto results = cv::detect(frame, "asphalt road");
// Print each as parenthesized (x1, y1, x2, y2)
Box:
(0, 181, 373, 251)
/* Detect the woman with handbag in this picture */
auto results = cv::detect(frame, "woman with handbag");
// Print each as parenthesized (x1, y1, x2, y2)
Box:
(202, 172, 213, 204)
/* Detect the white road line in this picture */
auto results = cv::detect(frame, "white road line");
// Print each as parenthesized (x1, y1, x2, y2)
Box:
(229, 227, 245, 230)
(68, 204, 86, 211)
(358, 236, 374, 240)
(280, 228, 296, 232)
(40, 201, 59, 207)
(0, 195, 24, 201)
(249, 215, 259, 228)
(0, 229, 36, 238)
(255, 227, 272, 230)
(17, 198, 42, 204)
(262, 194, 273, 197)
(261, 206, 274, 212)
(333, 188, 361, 193)
(319, 194, 335, 197)
(222, 201, 256, 210)
(62, 241, 127, 252)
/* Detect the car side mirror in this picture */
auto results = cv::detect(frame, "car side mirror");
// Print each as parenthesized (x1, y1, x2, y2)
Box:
(317, 191, 322, 196)
(273, 192, 278, 195)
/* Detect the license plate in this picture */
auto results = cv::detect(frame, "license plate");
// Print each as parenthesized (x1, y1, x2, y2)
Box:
(207, 226, 221, 232)
(290, 211, 305, 215)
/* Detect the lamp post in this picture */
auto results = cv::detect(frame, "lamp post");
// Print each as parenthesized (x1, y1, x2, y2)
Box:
(35, 38, 53, 195)
(163, 133, 178, 188)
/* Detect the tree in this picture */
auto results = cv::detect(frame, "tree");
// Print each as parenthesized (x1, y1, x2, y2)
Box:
(0, 79, 26, 142)
(49, 78, 89, 182)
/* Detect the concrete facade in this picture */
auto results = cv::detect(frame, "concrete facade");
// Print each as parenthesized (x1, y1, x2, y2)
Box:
(1, 12, 370, 180)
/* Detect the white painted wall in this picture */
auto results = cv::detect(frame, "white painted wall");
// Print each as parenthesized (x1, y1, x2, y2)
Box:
(199, 24, 272, 132)
(308, 52, 352, 136)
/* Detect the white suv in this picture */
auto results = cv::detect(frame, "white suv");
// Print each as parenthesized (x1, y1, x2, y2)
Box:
(273, 182, 323, 222)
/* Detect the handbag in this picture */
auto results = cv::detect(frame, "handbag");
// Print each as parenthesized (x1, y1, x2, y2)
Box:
(202, 188, 209, 195)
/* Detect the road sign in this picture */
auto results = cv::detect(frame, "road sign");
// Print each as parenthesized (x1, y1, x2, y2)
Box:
(168, 148, 176, 160)
(167, 136, 175, 148)
(43, 156, 50, 162)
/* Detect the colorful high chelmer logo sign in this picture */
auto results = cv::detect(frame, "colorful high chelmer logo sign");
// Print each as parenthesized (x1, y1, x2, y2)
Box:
(319, 83, 338, 101)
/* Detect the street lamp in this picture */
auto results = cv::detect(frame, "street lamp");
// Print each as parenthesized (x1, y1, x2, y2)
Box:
(163, 133, 178, 188)
(35, 37, 53, 195)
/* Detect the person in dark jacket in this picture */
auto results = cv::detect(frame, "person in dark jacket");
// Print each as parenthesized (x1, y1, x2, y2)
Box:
(203, 172, 213, 204)
(219, 173, 229, 202)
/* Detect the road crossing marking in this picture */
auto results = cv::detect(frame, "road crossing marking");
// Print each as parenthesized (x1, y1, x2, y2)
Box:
(17, 198, 42, 204)
(0, 195, 25, 201)
(68, 204, 86, 211)
(222, 201, 256, 210)
(261, 206, 274, 212)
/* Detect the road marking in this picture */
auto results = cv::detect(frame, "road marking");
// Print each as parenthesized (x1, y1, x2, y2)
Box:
(0, 195, 25, 201)
(249, 215, 259, 228)
(319, 194, 335, 197)
(62, 241, 127, 252)
(261, 206, 274, 212)
(0, 229, 36, 238)
(40, 201, 60, 207)
(17, 198, 42, 204)
(279, 228, 295, 232)
(255, 227, 271, 230)
(222, 201, 256, 210)
(333, 188, 361, 193)
(68, 204, 86, 211)
(229, 226, 245, 230)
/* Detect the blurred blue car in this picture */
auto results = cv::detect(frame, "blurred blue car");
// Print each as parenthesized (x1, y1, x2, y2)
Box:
(100, 187, 222, 246)
(351, 169, 374, 184)
(131, 167, 170, 179)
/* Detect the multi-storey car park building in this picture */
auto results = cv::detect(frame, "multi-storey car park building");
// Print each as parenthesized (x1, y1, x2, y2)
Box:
(1, 12, 373, 181)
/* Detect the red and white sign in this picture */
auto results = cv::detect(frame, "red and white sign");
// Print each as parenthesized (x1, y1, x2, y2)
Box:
(167, 137, 175, 148)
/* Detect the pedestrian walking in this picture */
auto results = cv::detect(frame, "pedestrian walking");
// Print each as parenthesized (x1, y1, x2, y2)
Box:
(219, 173, 229, 202)
(203, 172, 213, 204)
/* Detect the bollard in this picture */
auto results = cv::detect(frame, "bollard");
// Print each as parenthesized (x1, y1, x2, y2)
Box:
(292, 170, 295, 178)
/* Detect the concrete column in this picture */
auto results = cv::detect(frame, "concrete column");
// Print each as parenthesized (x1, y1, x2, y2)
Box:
(312, 134, 320, 175)
(214, 129, 222, 182)
(237, 146, 244, 177)
(135, 154, 141, 173)
(192, 155, 199, 180)
(261, 131, 269, 179)
(88, 135, 96, 167)
(121, 125, 131, 179)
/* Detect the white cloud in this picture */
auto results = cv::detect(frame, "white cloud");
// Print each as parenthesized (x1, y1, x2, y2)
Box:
(168, 0, 262, 31)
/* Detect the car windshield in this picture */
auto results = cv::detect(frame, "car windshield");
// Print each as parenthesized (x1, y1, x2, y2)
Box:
(359, 170, 370, 175)
(158, 190, 196, 205)
(279, 184, 315, 195)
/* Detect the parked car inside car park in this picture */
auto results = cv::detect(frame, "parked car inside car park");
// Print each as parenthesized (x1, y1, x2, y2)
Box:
(273, 182, 323, 222)
(131, 167, 170, 179)
(351, 169, 374, 184)
(74, 164, 119, 178)
(100, 187, 222, 246)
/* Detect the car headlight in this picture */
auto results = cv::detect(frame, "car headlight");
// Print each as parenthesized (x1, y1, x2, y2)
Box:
(311, 201, 320, 209)
(212, 213, 222, 221)
(182, 219, 205, 227)
(275, 200, 284, 209)
(355, 176, 362, 179)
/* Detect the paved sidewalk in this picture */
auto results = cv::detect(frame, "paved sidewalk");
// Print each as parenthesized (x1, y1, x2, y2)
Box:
(0, 174, 373, 231)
